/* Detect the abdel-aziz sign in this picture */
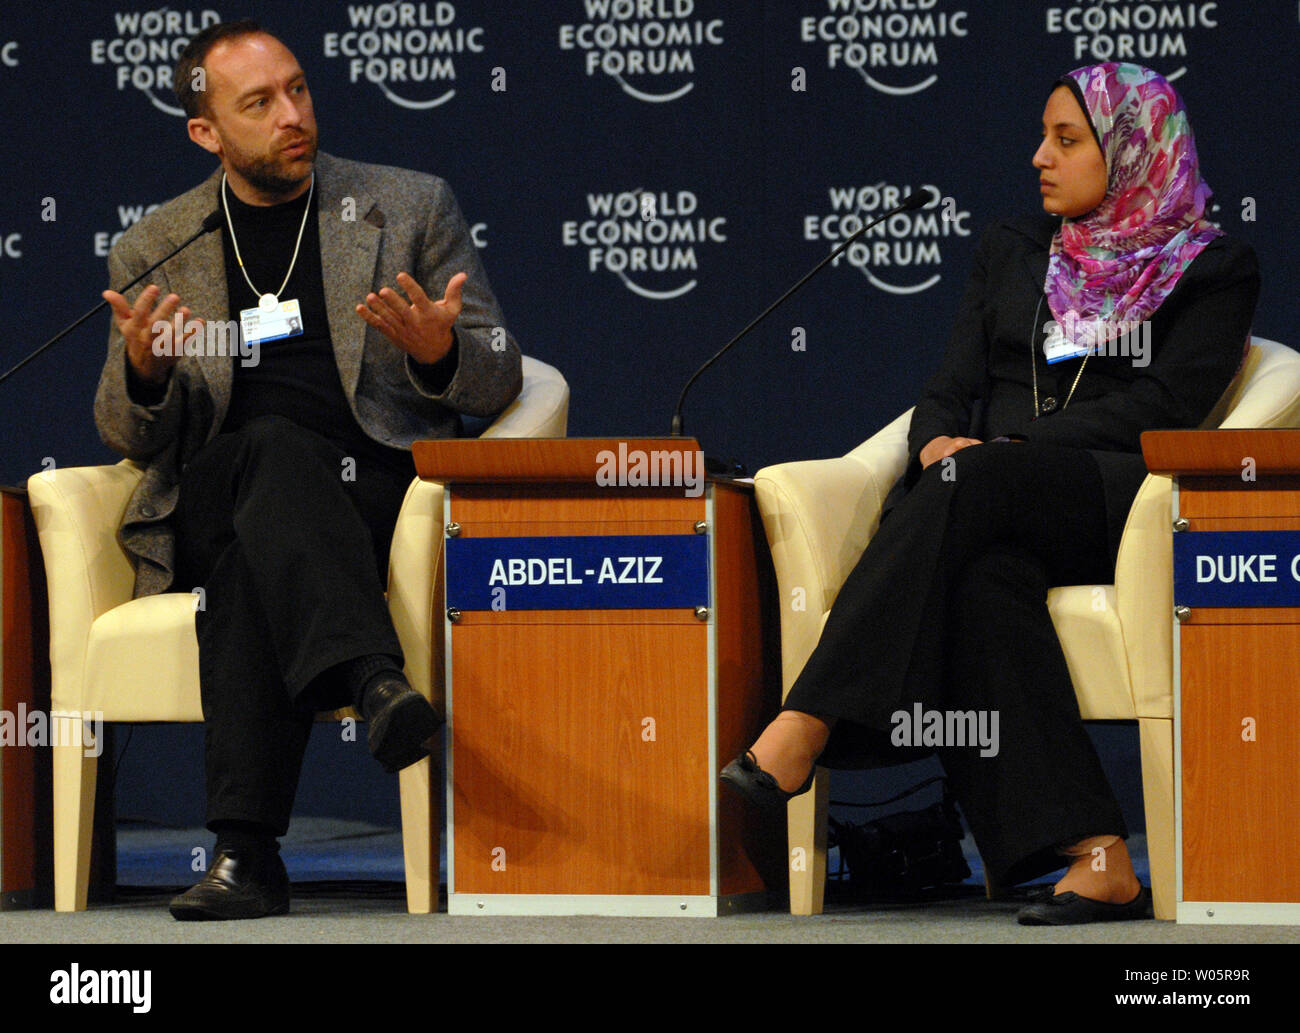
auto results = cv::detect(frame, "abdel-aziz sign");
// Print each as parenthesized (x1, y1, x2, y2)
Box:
(1174, 531, 1300, 608)
(445, 533, 709, 611)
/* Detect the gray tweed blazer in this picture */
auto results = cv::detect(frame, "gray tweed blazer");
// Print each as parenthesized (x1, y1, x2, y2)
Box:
(93, 150, 523, 597)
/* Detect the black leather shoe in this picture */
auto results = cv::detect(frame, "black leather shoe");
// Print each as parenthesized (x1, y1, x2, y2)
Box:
(362, 676, 443, 774)
(1017, 886, 1152, 925)
(720, 750, 815, 813)
(169, 850, 290, 921)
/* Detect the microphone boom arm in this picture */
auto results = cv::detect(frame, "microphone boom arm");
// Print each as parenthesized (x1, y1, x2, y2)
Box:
(0, 211, 223, 387)
(669, 189, 937, 437)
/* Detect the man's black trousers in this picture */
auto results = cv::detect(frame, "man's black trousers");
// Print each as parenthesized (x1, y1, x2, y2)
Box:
(782, 441, 1132, 887)
(173, 415, 412, 836)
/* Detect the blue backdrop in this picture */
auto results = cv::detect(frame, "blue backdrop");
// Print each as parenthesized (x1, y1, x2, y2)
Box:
(1, 0, 1294, 831)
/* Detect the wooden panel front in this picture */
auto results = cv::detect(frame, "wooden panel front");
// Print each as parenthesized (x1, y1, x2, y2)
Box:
(1145, 430, 1300, 476)
(1, 489, 51, 903)
(1182, 517, 1300, 532)
(1183, 608, 1300, 626)
(449, 484, 705, 528)
(450, 621, 710, 895)
(444, 480, 782, 901)
(712, 484, 784, 897)
(1181, 623, 1300, 902)
(1179, 481, 1300, 519)
(415, 438, 702, 483)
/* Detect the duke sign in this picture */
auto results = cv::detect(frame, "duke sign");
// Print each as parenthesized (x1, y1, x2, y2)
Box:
(1174, 531, 1300, 608)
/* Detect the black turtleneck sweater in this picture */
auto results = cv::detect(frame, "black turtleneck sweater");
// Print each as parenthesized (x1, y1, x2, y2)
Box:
(216, 181, 419, 479)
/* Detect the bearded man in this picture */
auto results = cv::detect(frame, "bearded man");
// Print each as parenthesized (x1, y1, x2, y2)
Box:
(94, 19, 522, 920)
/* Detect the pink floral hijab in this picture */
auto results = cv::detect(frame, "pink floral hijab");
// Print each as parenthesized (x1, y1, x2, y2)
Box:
(1045, 63, 1222, 339)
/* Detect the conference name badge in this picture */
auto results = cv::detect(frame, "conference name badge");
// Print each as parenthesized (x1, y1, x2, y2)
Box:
(240, 298, 304, 346)
(1042, 319, 1091, 364)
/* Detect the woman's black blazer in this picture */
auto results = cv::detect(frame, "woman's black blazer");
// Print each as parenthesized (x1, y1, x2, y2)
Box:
(895, 213, 1261, 560)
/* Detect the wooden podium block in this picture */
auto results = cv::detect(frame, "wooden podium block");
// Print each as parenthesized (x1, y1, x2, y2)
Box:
(1, 487, 52, 909)
(1145, 430, 1300, 924)
(1180, 624, 1300, 909)
(414, 440, 784, 916)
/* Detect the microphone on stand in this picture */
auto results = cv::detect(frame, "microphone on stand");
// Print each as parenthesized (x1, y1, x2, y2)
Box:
(0, 210, 224, 387)
(668, 188, 940, 461)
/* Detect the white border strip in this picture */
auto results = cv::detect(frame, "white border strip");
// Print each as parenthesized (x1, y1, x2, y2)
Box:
(705, 486, 719, 900)
(448, 892, 769, 918)
(443, 487, 456, 899)
(1178, 901, 1300, 925)
(1171, 478, 1184, 911)
(0, 516, 6, 891)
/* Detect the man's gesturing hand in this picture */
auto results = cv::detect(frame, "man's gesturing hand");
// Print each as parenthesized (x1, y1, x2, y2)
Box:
(102, 284, 197, 386)
(356, 271, 466, 365)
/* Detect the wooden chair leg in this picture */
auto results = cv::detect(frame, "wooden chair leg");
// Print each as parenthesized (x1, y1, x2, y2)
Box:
(984, 872, 1013, 900)
(398, 753, 439, 914)
(52, 718, 98, 912)
(787, 767, 829, 915)
(1139, 717, 1176, 920)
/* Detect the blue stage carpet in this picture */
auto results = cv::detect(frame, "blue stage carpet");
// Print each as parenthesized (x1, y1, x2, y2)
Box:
(116, 818, 1148, 896)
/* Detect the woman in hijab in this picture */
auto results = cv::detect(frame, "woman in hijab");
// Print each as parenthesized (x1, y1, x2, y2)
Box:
(722, 63, 1261, 925)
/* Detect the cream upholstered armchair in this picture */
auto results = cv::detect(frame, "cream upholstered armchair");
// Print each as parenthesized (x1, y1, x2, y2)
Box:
(27, 354, 567, 913)
(753, 337, 1300, 920)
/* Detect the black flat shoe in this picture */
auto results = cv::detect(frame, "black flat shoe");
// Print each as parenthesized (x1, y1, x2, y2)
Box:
(1017, 886, 1152, 926)
(362, 676, 443, 774)
(169, 850, 290, 921)
(720, 750, 815, 812)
